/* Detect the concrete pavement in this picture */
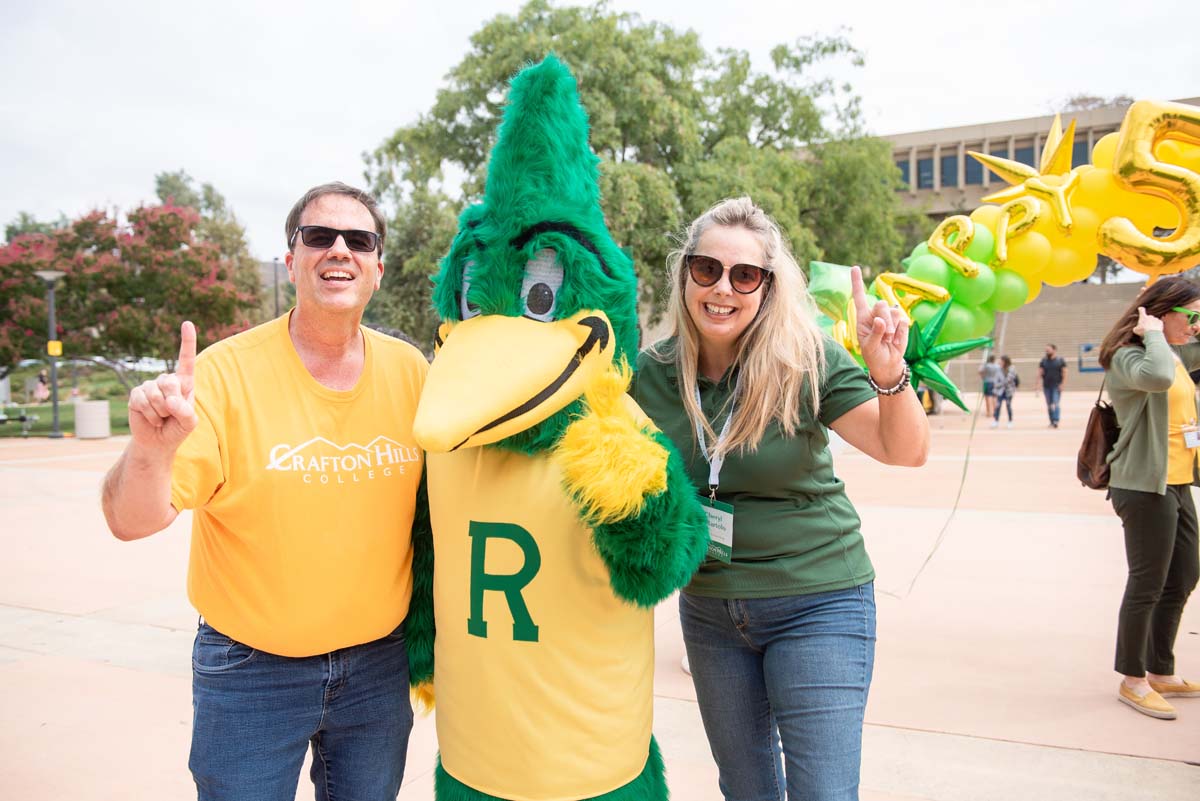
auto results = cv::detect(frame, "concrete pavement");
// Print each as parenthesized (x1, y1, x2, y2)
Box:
(1, 390, 1197, 799)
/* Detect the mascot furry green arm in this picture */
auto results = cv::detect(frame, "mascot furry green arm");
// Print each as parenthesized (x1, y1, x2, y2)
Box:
(405, 54, 709, 801)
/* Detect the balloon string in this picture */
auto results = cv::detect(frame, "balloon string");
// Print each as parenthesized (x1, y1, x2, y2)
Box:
(879, 390, 983, 600)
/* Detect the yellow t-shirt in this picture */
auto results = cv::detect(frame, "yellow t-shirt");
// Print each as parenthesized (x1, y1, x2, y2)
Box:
(428, 446, 654, 801)
(170, 314, 427, 657)
(1165, 358, 1199, 485)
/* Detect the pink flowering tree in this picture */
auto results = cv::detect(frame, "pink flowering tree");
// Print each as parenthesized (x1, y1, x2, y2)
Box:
(0, 206, 256, 382)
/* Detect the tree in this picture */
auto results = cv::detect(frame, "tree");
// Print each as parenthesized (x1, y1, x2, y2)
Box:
(361, 185, 458, 351)
(1058, 94, 1134, 113)
(5, 211, 69, 243)
(0, 205, 257, 381)
(365, 0, 910, 328)
(155, 170, 264, 319)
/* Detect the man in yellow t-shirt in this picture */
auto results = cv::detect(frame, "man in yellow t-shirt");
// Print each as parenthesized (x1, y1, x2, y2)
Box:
(101, 182, 428, 801)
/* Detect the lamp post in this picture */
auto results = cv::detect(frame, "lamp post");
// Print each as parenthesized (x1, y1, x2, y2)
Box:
(33, 269, 66, 439)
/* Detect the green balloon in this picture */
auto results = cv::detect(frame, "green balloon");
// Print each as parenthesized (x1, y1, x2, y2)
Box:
(907, 254, 953, 288)
(910, 300, 939, 330)
(910, 241, 931, 260)
(972, 306, 996, 337)
(964, 224, 996, 264)
(807, 261, 853, 321)
(948, 261, 996, 307)
(986, 268, 1029, 313)
(936, 302, 977, 344)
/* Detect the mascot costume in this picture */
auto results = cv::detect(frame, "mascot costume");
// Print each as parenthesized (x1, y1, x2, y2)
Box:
(404, 55, 710, 801)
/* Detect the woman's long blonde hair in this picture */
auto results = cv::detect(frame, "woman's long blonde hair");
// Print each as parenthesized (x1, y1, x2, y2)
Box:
(649, 197, 825, 458)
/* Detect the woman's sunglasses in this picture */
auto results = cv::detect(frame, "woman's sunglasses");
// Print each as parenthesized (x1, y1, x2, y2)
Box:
(685, 254, 771, 294)
(1172, 306, 1200, 325)
(289, 225, 381, 254)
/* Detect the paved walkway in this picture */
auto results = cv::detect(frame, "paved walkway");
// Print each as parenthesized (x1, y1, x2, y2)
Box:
(1, 390, 1197, 799)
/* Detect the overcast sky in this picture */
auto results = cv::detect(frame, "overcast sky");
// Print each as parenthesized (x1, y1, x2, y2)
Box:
(1, 0, 1196, 261)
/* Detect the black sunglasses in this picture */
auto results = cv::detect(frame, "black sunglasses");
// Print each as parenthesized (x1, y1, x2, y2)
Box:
(685, 253, 771, 294)
(289, 225, 381, 254)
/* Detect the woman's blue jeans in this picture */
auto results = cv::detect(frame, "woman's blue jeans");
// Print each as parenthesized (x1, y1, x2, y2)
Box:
(679, 583, 876, 801)
(189, 620, 413, 801)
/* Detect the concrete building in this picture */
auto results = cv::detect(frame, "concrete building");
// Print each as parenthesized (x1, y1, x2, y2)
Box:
(881, 97, 1200, 218)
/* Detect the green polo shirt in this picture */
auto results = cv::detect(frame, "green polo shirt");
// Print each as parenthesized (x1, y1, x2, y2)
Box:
(632, 337, 877, 598)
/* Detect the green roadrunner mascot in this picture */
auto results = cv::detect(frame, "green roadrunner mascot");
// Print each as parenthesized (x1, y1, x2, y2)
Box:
(404, 55, 709, 801)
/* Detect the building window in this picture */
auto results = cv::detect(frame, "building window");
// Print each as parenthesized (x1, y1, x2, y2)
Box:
(1014, 145, 1036, 167)
(941, 153, 959, 187)
(917, 157, 934, 189)
(965, 153, 983, 185)
(1073, 137, 1090, 168)
(896, 160, 910, 188)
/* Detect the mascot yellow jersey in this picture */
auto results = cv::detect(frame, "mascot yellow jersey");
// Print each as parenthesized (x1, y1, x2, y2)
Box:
(429, 447, 653, 800)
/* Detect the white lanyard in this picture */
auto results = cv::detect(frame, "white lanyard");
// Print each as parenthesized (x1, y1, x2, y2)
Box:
(694, 372, 742, 498)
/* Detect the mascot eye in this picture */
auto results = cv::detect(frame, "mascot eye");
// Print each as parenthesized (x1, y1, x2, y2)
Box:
(459, 260, 480, 320)
(521, 248, 563, 322)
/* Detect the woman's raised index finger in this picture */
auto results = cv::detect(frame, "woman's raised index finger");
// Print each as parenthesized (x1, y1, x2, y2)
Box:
(177, 321, 197, 378)
(850, 266, 871, 319)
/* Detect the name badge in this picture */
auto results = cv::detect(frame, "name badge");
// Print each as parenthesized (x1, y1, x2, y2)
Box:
(701, 497, 733, 563)
(1184, 425, 1200, 449)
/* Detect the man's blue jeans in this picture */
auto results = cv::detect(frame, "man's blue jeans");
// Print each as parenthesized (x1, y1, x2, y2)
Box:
(679, 583, 876, 801)
(189, 621, 413, 801)
(1043, 385, 1062, 424)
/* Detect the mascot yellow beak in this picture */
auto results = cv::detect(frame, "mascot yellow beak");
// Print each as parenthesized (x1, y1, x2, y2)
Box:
(414, 309, 615, 452)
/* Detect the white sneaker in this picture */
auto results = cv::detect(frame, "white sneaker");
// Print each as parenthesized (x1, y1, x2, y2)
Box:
(1006, 421, 1014, 429)
(989, 420, 998, 429)
(681, 654, 691, 675)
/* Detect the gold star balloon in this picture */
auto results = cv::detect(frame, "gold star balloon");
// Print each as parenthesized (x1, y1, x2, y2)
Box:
(971, 117, 1082, 231)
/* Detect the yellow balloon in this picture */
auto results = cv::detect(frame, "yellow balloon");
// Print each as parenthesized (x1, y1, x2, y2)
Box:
(1075, 166, 1122, 216)
(1024, 276, 1043, 304)
(1042, 243, 1098, 287)
(1157, 139, 1187, 164)
(1041, 204, 1101, 258)
(1091, 133, 1119, 169)
(1076, 165, 1180, 233)
(969, 205, 1003, 229)
(1177, 142, 1200, 175)
(1004, 230, 1052, 282)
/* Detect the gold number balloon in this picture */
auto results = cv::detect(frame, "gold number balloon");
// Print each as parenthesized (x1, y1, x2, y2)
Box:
(1100, 100, 1200, 279)
(872, 272, 950, 311)
(927, 216, 979, 277)
(994, 197, 1040, 263)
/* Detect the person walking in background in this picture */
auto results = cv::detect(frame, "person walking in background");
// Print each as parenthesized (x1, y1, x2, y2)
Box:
(633, 197, 928, 801)
(1037, 343, 1068, 428)
(991, 355, 1018, 429)
(979, 354, 1001, 418)
(1098, 278, 1200, 720)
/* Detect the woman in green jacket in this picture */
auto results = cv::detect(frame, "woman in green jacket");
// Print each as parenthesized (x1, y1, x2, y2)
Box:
(1099, 277, 1200, 719)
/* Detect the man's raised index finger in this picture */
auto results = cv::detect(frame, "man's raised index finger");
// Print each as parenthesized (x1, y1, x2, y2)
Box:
(178, 321, 197, 378)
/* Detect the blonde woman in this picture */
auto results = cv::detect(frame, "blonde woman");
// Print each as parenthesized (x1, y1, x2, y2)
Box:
(633, 197, 928, 800)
